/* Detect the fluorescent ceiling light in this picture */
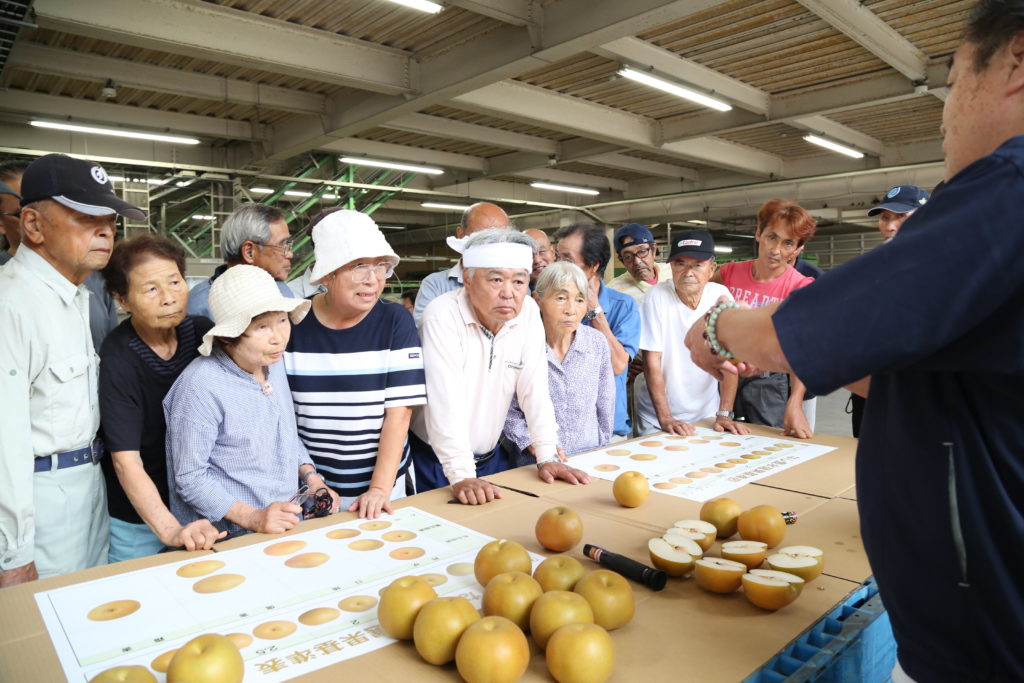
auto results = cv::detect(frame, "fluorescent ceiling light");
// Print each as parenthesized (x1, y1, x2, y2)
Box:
(380, 226, 405, 231)
(31, 120, 200, 145)
(192, 214, 215, 220)
(618, 68, 731, 112)
(107, 176, 168, 185)
(714, 245, 733, 254)
(323, 193, 339, 200)
(422, 202, 470, 210)
(284, 190, 313, 197)
(175, 179, 195, 187)
(687, 219, 707, 225)
(803, 135, 864, 159)
(530, 181, 599, 196)
(384, 0, 443, 13)
(340, 156, 444, 175)
(249, 187, 273, 194)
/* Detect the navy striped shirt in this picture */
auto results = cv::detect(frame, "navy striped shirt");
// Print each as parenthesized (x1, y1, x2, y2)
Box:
(284, 299, 426, 498)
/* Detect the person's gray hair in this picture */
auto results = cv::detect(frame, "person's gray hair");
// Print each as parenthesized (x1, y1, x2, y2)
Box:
(534, 261, 589, 300)
(221, 203, 286, 263)
(462, 228, 535, 280)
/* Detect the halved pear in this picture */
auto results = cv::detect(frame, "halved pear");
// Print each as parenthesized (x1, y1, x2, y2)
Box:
(648, 537, 702, 577)
(672, 520, 717, 551)
(661, 528, 705, 558)
(721, 540, 768, 570)
(742, 569, 805, 610)
(693, 557, 746, 594)
(766, 546, 824, 582)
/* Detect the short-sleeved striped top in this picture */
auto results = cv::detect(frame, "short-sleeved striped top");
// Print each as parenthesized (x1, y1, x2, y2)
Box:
(284, 298, 427, 498)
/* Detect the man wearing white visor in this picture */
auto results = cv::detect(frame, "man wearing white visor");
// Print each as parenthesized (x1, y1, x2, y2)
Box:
(411, 228, 590, 504)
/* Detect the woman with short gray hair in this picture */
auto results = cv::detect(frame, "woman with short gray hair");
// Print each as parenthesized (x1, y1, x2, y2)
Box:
(503, 261, 615, 460)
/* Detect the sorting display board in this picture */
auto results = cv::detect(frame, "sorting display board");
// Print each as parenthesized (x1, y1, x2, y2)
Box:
(35, 507, 542, 682)
(570, 428, 835, 502)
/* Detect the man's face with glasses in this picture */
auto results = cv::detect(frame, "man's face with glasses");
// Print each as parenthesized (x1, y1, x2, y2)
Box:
(247, 218, 293, 281)
(618, 239, 657, 283)
(0, 178, 23, 253)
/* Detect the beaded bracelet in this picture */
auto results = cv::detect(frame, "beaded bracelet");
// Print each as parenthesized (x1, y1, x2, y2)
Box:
(703, 301, 741, 359)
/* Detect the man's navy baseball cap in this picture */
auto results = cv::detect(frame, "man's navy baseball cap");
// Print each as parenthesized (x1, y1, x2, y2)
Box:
(868, 185, 930, 216)
(20, 154, 147, 220)
(613, 223, 655, 253)
(668, 229, 715, 261)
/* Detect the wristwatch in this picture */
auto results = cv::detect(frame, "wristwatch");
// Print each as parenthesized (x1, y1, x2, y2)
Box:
(715, 410, 735, 420)
(584, 306, 604, 322)
(536, 456, 561, 469)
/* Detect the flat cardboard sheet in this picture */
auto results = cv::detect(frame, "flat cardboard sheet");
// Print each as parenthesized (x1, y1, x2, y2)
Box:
(774, 498, 871, 584)
(563, 427, 835, 502)
(34, 507, 544, 683)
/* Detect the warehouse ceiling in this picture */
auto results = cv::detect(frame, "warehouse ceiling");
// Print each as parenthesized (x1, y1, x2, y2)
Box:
(0, 0, 970, 252)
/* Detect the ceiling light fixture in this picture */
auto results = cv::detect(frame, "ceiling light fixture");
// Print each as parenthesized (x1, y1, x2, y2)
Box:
(192, 215, 215, 220)
(421, 202, 470, 210)
(618, 67, 732, 112)
(249, 187, 273, 194)
(384, 0, 443, 13)
(284, 190, 314, 197)
(687, 219, 708, 225)
(31, 120, 201, 145)
(714, 245, 733, 254)
(340, 156, 444, 175)
(530, 181, 599, 196)
(379, 226, 406, 231)
(803, 134, 864, 159)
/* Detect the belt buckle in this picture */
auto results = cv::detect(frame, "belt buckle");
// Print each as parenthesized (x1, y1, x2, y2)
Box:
(89, 440, 102, 465)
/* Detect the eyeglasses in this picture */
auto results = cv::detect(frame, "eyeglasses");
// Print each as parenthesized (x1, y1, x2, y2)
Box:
(255, 239, 294, 254)
(346, 262, 394, 282)
(620, 245, 652, 265)
(290, 486, 333, 520)
(0, 210, 20, 218)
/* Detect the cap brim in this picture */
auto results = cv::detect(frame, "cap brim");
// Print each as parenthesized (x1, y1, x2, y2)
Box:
(52, 194, 148, 221)
(198, 297, 311, 356)
(867, 202, 916, 216)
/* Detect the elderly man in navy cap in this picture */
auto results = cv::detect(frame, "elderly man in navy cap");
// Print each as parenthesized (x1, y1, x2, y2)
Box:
(607, 223, 671, 306)
(0, 154, 146, 585)
(871, 184, 930, 242)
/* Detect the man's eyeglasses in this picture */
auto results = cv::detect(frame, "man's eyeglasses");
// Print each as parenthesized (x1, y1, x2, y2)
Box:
(0, 210, 20, 218)
(347, 262, 394, 282)
(255, 239, 295, 254)
(620, 246, 652, 265)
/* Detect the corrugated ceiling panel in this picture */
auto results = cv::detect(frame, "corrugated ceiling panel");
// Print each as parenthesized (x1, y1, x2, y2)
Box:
(716, 122, 828, 159)
(828, 97, 944, 143)
(550, 162, 648, 182)
(421, 105, 575, 141)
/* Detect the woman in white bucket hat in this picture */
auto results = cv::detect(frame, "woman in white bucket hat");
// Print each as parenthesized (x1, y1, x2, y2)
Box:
(163, 265, 339, 539)
(283, 210, 426, 519)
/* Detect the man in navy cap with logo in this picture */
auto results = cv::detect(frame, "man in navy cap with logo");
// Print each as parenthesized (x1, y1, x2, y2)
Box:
(608, 223, 672, 306)
(0, 154, 146, 585)
(870, 184, 930, 243)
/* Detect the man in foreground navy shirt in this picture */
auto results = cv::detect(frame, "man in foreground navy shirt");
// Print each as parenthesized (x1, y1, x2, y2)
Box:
(684, 2, 1024, 680)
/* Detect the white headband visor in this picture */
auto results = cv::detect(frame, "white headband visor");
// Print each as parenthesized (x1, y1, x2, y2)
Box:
(462, 242, 533, 272)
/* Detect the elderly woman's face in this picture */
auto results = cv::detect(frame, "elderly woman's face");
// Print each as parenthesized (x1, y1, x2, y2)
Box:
(119, 256, 188, 333)
(324, 257, 392, 316)
(537, 280, 587, 333)
(231, 311, 291, 368)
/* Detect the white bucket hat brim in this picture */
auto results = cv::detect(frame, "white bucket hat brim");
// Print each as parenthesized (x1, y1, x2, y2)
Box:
(198, 264, 311, 356)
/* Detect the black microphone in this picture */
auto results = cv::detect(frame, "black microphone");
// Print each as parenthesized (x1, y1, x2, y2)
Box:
(583, 543, 667, 591)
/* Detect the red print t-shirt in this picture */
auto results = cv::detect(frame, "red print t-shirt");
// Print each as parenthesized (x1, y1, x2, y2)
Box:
(719, 260, 813, 308)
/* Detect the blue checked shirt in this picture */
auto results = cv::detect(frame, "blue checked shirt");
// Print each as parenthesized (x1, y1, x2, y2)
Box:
(164, 347, 312, 536)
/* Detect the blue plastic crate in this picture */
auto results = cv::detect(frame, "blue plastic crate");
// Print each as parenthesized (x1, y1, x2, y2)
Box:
(743, 577, 896, 683)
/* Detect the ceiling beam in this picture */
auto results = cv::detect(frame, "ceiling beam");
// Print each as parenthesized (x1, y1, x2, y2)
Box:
(32, 0, 413, 94)
(319, 138, 488, 173)
(8, 43, 327, 116)
(594, 37, 770, 115)
(794, 0, 928, 82)
(587, 152, 700, 180)
(384, 112, 558, 155)
(453, 80, 784, 176)
(1, 90, 263, 140)
(265, 0, 732, 161)
(661, 63, 948, 143)
(445, 0, 535, 27)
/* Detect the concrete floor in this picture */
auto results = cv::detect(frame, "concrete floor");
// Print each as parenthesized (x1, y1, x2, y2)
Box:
(812, 390, 855, 438)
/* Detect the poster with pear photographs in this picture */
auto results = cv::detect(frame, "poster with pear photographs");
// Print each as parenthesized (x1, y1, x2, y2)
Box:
(569, 427, 835, 502)
(35, 507, 543, 683)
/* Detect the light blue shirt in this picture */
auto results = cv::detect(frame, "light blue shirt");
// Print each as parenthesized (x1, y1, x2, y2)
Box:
(413, 263, 463, 327)
(187, 264, 295, 319)
(582, 284, 639, 436)
(164, 347, 312, 536)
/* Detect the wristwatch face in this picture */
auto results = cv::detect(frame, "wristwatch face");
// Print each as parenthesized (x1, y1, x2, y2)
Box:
(585, 309, 597, 321)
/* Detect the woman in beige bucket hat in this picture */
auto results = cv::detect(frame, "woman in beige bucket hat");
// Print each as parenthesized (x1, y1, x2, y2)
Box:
(163, 265, 339, 539)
